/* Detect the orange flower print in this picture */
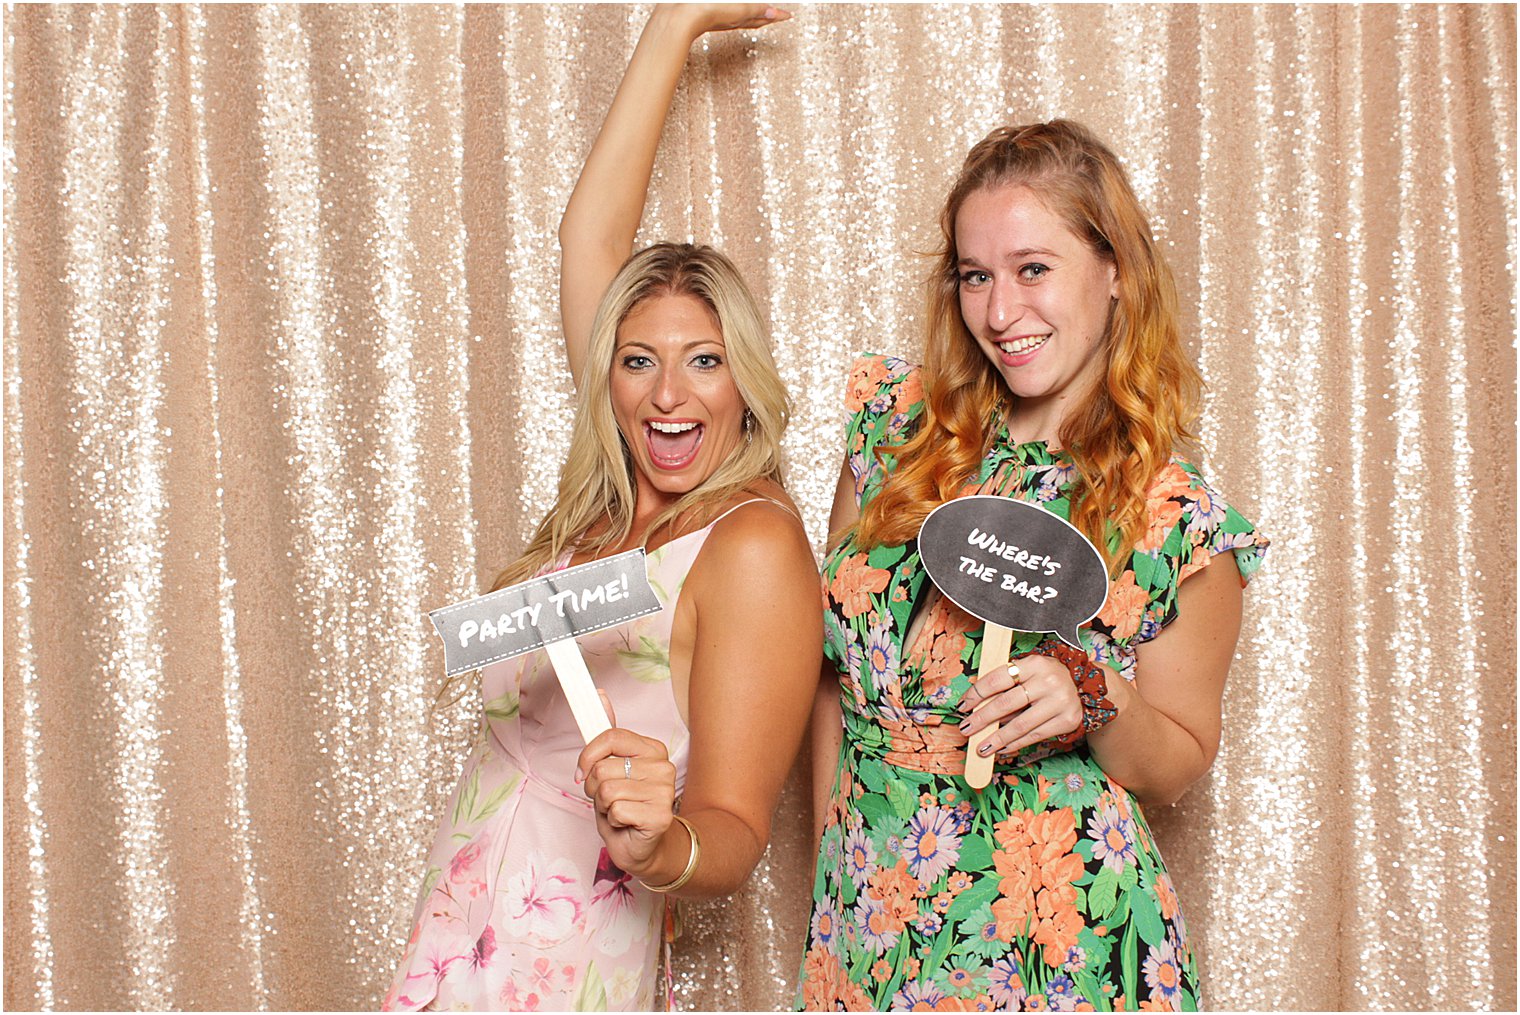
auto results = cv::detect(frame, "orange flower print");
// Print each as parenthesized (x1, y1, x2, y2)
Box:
(894, 370, 924, 415)
(801, 944, 844, 1011)
(1097, 570, 1148, 641)
(994, 809, 1035, 851)
(872, 959, 892, 983)
(845, 357, 891, 413)
(830, 554, 892, 619)
(1154, 871, 1179, 920)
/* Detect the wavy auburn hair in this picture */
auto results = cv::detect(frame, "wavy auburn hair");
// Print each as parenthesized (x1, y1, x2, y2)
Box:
(492, 242, 789, 593)
(855, 120, 1201, 573)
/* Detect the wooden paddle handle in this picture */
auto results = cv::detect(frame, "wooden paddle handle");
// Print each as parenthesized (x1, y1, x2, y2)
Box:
(966, 624, 1015, 790)
(545, 638, 613, 743)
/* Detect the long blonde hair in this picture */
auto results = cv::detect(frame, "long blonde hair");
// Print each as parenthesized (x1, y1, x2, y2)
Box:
(493, 242, 789, 591)
(856, 120, 1201, 572)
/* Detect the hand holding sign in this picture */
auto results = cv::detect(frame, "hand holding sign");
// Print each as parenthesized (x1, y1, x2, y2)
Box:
(917, 496, 1109, 789)
(428, 549, 663, 743)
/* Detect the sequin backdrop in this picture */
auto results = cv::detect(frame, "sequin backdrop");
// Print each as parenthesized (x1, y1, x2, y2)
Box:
(3, 4, 1514, 1011)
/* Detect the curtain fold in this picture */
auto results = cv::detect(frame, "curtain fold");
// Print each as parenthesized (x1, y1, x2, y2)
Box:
(4, 4, 1513, 1010)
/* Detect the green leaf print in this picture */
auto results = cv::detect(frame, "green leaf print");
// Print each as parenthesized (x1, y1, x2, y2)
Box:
(574, 960, 608, 1012)
(856, 793, 896, 830)
(483, 690, 519, 722)
(955, 835, 992, 873)
(616, 634, 671, 683)
(886, 779, 918, 819)
(923, 931, 955, 990)
(1131, 882, 1166, 947)
(858, 757, 889, 795)
(469, 772, 521, 825)
(1121, 920, 1139, 1007)
(1118, 863, 1139, 892)
(1131, 550, 1158, 592)
(452, 766, 481, 827)
(419, 865, 443, 897)
(1075, 970, 1112, 1012)
(1088, 865, 1119, 920)
(944, 874, 1001, 922)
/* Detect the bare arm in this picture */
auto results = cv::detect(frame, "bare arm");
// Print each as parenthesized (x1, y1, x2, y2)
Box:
(580, 501, 822, 896)
(810, 460, 857, 843)
(1085, 553, 1242, 807)
(960, 552, 1244, 808)
(559, 4, 788, 386)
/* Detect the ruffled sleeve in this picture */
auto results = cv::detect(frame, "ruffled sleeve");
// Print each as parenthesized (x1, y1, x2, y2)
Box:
(840, 354, 925, 510)
(1112, 460, 1268, 645)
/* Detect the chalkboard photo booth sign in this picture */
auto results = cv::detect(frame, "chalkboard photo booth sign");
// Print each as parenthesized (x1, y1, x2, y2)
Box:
(917, 496, 1109, 788)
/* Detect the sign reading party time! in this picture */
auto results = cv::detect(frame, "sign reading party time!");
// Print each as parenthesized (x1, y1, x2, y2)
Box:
(918, 496, 1108, 651)
(427, 550, 661, 743)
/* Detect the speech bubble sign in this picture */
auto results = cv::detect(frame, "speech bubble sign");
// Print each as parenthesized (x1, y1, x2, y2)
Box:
(917, 496, 1108, 650)
(428, 549, 662, 677)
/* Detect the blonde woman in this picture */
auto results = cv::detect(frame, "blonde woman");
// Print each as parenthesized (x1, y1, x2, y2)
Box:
(384, 6, 816, 1011)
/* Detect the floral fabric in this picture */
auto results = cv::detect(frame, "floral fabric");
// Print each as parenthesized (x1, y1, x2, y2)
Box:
(384, 521, 731, 1012)
(798, 355, 1267, 1012)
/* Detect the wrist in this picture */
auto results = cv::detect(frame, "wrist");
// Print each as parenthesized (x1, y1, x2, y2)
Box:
(639, 814, 700, 894)
(646, 5, 704, 45)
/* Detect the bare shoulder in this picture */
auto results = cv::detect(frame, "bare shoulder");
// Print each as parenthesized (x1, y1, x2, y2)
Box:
(692, 483, 817, 593)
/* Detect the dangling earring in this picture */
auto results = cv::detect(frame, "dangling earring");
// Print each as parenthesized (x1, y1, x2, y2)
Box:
(743, 408, 754, 445)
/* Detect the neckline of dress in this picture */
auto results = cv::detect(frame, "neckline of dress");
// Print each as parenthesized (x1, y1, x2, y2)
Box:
(562, 497, 771, 568)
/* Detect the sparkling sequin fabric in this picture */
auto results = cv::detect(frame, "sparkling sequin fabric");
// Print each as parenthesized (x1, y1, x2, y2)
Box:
(3, 4, 1514, 1011)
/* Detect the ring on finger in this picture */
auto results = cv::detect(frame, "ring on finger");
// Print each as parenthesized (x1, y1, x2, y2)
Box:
(623, 757, 633, 780)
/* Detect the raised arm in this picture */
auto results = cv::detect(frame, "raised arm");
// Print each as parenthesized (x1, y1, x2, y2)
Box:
(559, 4, 789, 386)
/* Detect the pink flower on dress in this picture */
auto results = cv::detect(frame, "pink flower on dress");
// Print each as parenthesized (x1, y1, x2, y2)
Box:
(468, 925, 496, 970)
(447, 836, 487, 883)
(504, 854, 584, 947)
(590, 847, 644, 957)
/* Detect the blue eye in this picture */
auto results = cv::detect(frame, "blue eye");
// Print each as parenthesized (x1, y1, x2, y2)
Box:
(959, 270, 991, 287)
(621, 354, 653, 370)
(692, 353, 722, 369)
(1019, 263, 1050, 280)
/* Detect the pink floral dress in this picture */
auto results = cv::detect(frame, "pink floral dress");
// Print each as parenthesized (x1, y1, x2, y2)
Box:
(385, 511, 750, 1012)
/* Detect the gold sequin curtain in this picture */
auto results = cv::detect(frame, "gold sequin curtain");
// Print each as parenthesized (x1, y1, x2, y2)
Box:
(4, 4, 1514, 1011)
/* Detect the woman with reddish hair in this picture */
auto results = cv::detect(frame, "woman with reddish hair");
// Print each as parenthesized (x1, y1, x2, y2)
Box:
(799, 121, 1267, 1011)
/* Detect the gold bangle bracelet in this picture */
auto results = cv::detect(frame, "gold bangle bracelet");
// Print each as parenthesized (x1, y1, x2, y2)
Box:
(639, 814, 700, 894)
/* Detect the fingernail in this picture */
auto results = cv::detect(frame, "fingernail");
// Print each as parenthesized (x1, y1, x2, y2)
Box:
(979, 743, 993, 755)
(574, 768, 583, 784)
(959, 722, 970, 734)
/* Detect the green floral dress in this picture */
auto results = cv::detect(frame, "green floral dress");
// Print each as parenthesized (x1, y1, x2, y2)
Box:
(797, 356, 1267, 1012)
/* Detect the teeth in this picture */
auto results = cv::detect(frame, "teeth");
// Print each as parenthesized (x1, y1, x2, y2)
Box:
(648, 420, 699, 434)
(998, 334, 1050, 355)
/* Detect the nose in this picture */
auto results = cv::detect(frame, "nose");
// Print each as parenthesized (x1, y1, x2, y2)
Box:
(986, 277, 1023, 334)
(650, 364, 688, 413)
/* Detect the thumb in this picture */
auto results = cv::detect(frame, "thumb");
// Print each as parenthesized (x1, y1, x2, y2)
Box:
(598, 689, 618, 727)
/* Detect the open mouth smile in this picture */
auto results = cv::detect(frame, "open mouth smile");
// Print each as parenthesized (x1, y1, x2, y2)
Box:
(644, 419, 705, 470)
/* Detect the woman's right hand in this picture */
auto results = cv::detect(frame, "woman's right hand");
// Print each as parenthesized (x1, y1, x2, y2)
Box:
(654, 3, 791, 40)
(958, 653, 1084, 757)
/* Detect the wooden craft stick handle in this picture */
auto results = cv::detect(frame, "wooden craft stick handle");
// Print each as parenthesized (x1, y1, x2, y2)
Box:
(966, 623, 1015, 790)
(545, 637, 612, 744)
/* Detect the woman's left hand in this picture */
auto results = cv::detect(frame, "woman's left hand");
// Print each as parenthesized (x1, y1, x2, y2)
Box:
(958, 652, 1083, 757)
(577, 720, 678, 878)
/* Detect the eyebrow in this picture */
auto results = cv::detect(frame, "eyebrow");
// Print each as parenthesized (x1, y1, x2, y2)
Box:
(958, 248, 1060, 266)
(615, 339, 724, 353)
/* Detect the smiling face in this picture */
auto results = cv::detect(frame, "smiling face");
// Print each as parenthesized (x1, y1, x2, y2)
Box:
(609, 293, 747, 509)
(955, 183, 1118, 440)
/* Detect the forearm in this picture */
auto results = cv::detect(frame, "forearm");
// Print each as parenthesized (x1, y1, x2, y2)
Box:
(630, 805, 766, 900)
(558, 8, 695, 261)
(1086, 675, 1213, 809)
(810, 669, 844, 845)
